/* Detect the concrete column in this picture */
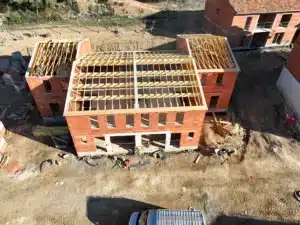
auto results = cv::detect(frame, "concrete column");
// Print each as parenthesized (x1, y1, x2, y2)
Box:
(135, 134, 142, 147)
(105, 135, 113, 152)
(165, 132, 171, 150)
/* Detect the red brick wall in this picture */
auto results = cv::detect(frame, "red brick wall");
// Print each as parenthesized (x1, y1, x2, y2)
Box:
(66, 110, 206, 153)
(203, 0, 255, 48)
(201, 71, 238, 110)
(287, 37, 300, 82)
(26, 39, 92, 117)
(26, 76, 68, 116)
(176, 36, 238, 110)
(204, 0, 234, 29)
(204, 0, 300, 48)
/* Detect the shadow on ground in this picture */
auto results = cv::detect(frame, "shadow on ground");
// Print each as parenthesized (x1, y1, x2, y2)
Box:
(231, 49, 299, 141)
(213, 215, 299, 225)
(143, 10, 204, 37)
(86, 196, 162, 225)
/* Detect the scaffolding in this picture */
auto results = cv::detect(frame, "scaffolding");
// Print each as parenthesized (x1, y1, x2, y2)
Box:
(28, 40, 80, 77)
(65, 51, 207, 115)
(182, 35, 236, 70)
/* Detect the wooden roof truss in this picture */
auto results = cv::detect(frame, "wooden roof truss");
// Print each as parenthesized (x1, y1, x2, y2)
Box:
(29, 40, 79, 77)
(66, 51, 205, 115)
(187, 35, 235, 70)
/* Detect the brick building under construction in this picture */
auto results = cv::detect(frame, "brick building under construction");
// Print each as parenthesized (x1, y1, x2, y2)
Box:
(25, 39, 91, 120)
(64, 51, 208, 156)
(26, 35, 239, 156)
(177, 34, 240, 112)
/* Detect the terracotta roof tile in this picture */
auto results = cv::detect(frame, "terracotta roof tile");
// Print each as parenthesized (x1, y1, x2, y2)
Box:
(229, 0, 300, 14)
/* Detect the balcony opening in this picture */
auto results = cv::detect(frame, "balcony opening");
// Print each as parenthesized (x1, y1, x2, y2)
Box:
(272, 33, 284, 45)
(244, 17, 252, 31)
(256, 13, 276, 30)
(279, 14, 292, 28)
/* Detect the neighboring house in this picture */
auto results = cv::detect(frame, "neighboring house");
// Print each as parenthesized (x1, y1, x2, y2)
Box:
(204, 0, 300, 49)
(25, 39, 90, 121)
(277, 37, 300, 131)
(177, 34, 240, 112)
(64, 51, 208, 156)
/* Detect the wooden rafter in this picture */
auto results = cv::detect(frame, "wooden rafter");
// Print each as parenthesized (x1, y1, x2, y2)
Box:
(65, 51, 206, 115)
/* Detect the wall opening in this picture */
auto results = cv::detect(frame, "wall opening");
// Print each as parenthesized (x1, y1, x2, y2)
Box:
(170, 133, 181, 148)
(251, 32, 270, 48)
(244, 17, 252, 30)
(209, 96, 219, 108)
(43, 80, 52, 92)
(279, 14, 292, 27)
(89, 116, 99, 128)
(158, 113, 167, 126)
(142, 134, 166, 149)
(49, 103, 60, 116)
(272, 32, 284, 44)
(188, 132, 195, 139)
(141, 114, 150, 127)
(110, 135, 135, 152)
(94, 137, 106, 151)
(216, 73, 223, 86)
(61, 81, 68, 92)
(126, 114, 134, 127)
(107, 115, 116, 128)
(80, 136, 87, 144)
(175, 112, 184, 125)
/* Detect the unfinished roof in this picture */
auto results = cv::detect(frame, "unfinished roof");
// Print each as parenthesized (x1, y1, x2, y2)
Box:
(27, 40, 80, 77)
(229, 0, 300, 14)
(64, 51, 207, 115)
(181, 35, 238, 71)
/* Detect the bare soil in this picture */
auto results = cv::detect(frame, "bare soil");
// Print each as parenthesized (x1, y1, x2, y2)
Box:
(0, 21, 300, 225)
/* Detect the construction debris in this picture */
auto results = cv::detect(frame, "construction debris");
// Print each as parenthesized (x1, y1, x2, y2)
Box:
(215, 148, 236, 164)
(129, 161, 151, 170)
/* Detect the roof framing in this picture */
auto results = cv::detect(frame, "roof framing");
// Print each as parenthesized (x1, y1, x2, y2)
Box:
(178, 34, 239, 72)
(26, 40, 81, 77)
(64, 51, 207, 116)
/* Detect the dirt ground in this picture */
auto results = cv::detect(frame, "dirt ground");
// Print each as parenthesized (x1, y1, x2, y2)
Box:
(0, 18, 300, 225)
